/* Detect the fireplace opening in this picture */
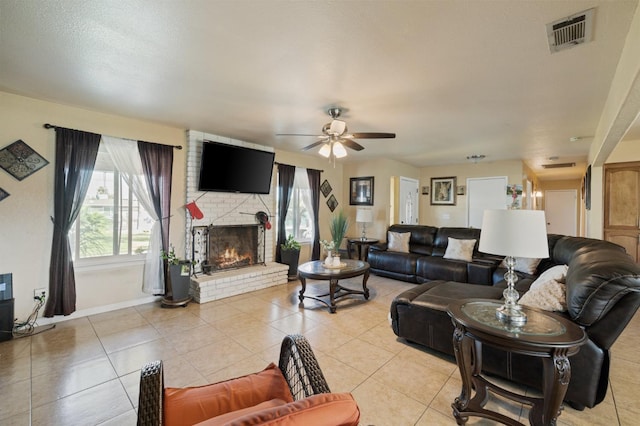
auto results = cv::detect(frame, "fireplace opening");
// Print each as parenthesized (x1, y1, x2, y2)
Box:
(205, 224, 264, 273)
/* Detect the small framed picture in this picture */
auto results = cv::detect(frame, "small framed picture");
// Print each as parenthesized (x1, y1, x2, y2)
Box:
(326, 194, 338, 212)
(421, 186, 429, 195)
(457, 186, 466, 196)
(349, 176, 374, 206)
(320, 179, 332, 198)
(430, 176, 456, 205)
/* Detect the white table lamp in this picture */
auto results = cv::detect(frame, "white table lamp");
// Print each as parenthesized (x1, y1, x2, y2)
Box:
(356, 208, 374, 240)
(479, 209, 549, 324)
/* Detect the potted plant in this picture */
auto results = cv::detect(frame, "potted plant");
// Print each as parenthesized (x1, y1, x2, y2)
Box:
(329, 210, 350, 256)
(280, 234, 301, 280)
(161, 245, 193, 306)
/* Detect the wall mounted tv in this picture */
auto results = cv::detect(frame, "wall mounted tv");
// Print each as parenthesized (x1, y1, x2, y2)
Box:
(198, 141, 275, 194)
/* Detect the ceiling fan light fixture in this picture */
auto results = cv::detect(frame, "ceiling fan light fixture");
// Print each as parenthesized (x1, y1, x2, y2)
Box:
(329, 120, 347, 135)
(318, 144, 331, 158)
(333, 142, 348, 158)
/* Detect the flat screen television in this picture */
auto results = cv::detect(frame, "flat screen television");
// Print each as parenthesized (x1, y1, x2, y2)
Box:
(198, 141, 275, 194)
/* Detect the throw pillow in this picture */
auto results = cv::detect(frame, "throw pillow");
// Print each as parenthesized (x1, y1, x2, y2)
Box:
(500, 257, 542, 275)
(387, 231, 410, 253)
(519, 279, 567, 312)
(530, 264, 569, 291)
(443, 238, 476, 262)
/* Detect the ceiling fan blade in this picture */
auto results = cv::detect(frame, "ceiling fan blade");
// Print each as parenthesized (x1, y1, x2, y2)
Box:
(276, 133, 318, 137)
(350, 132, 396, 139)
(341, 138, 365, 151)
(301, 140, 326, 151)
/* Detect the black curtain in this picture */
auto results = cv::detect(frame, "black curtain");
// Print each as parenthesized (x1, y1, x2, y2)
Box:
(307, 168, 321, 260)
(138, 141, 174, 293)
(276, 163, 296, 263)
(45, 128, 101, 317)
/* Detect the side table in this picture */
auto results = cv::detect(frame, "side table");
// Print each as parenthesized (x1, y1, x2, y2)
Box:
(346, 238, 379, 262)
(447, 299, 586, 426)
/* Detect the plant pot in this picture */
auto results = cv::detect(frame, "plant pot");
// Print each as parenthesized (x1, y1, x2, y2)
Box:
(163, 261, 192, 307)
(281, 248, 301, 280)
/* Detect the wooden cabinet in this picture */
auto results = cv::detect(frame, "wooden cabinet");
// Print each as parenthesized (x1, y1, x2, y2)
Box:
(604, 162, 640, 262)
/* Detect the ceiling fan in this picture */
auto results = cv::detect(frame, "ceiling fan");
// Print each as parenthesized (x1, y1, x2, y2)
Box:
(277, 107, 396, 160)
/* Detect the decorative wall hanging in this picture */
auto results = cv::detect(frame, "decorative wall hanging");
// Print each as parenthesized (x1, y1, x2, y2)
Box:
(457, 186, 466, 196)
(326, 194, 338, 212)
(430, 176, 456, 205)
(506, 184, 523, 209)
(320, 179, 332, 198)
(0, 188, 9, 202)
(0, 140, 49, 181)
(421, 186, 429, 195)
(349, 176, 374, 205)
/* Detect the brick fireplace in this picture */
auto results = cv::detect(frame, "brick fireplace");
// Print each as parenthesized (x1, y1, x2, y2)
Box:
(185, 130, 288, 303)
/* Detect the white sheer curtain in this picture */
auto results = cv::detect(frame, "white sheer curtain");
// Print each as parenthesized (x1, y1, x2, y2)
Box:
(102, 136, 164, 294)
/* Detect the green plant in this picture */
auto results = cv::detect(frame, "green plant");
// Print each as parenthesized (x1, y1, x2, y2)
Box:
(161, 245, 194, 265)
(281, 234, 301, 251)
(329, 209, 350, 250)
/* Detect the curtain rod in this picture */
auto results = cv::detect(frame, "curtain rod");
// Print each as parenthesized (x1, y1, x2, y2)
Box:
(43, 123, 183, 150)
(275, 161, 323, 173)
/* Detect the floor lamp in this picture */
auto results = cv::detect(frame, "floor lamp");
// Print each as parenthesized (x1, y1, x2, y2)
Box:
(479, 209, 549, 324)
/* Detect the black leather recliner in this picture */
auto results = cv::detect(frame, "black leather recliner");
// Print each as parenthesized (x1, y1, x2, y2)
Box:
(390, 234, 640, 410)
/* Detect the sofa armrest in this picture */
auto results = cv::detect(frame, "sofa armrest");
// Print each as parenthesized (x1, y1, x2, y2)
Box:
(369, 242, 387, 251)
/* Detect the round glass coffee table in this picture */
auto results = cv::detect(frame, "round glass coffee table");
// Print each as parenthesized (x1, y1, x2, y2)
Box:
(447, 299, 587, 426)
(297, 259, 370, 313)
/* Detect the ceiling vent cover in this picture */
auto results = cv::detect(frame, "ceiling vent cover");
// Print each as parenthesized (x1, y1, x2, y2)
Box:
(546, 8, 595, 53)
(542, 162, 576, 169)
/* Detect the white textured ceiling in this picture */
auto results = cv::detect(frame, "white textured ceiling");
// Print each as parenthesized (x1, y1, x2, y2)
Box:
(1, 0, 638, 180)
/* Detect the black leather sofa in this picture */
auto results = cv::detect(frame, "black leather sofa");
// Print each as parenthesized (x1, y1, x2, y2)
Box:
(368, 224, 502, 285)
(386, 230, 640, 410)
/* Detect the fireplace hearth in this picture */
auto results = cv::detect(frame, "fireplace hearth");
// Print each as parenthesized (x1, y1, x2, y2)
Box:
(200, 224, 265, 273)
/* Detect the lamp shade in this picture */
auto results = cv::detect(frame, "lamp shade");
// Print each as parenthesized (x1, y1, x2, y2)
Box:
(318, 144, 331, 158)
(332, 141, 347, 158)
(479, 209, 549, 258)
(356, 208, 373, 223)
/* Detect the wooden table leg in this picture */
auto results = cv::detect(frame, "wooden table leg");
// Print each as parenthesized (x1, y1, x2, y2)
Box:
(362, 269, 370, 299)
(298, 276, 306, 304)
(329, 278, 338, 313)
(451, 323, 473, 425)
(533, 348, 571, 426)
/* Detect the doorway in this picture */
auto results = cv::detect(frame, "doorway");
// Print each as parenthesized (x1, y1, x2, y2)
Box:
(398, 177, 419, 224)
(545, 190, 577, 236)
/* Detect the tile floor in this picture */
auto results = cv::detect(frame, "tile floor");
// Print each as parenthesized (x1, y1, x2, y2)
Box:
(0, 274, 639, 425)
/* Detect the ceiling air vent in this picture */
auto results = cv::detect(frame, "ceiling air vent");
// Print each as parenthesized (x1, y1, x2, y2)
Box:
(542, 162, 576, 169)
(546, 8, 595, 53)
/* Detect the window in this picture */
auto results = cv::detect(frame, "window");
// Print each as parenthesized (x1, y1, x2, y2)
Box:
(282, 168, 314, 242)
(69, 146, 152, 261)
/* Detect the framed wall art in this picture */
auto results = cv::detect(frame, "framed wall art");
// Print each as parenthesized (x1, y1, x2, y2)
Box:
(349, 176, 374, 206)
(456, 185, 466, 196)
(326, 194, 338, 212)
(0, 139, 49, 181)
(320, 179, 332, 198)
(0, 188, 9, 202)
(430, 176, 456, 205)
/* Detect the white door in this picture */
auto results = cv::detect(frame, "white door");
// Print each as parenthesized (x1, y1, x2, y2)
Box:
(399, 177, 419, 224)
(467, 176, 508, 228)
(545, 190, 577, 236)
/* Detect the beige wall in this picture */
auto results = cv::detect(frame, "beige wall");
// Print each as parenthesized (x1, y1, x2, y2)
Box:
(587, 5, 640, 238)
(420, 160, 524, 227)
(0, 92, 186, 321)
(343, 158, 420, 242)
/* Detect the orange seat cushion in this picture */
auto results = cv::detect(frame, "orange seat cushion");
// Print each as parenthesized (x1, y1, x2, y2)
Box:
(163, 363, 294, 426)
(195, 392, 360, 426)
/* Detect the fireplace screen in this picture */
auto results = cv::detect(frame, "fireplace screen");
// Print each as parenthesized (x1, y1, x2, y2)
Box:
(205, 224, 264, 272)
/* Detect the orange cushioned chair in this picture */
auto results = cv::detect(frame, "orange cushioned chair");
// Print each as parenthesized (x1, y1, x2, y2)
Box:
(137, 334, 360, 426)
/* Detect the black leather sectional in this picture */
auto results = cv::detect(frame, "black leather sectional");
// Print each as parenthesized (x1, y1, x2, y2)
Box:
(369, 225, 640, 410)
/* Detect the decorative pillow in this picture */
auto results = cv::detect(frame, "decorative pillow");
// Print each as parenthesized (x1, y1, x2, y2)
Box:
(387, 231, 410, 253)
(530, 265, 569, 290)
(164, 363, 293, 426)
(443, 238, 476, 262)
(519, 279, 567, 312)
(500, 257, 542, 275)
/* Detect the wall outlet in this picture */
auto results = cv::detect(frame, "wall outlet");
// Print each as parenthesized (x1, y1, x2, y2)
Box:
(34, 288, 46, 299)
